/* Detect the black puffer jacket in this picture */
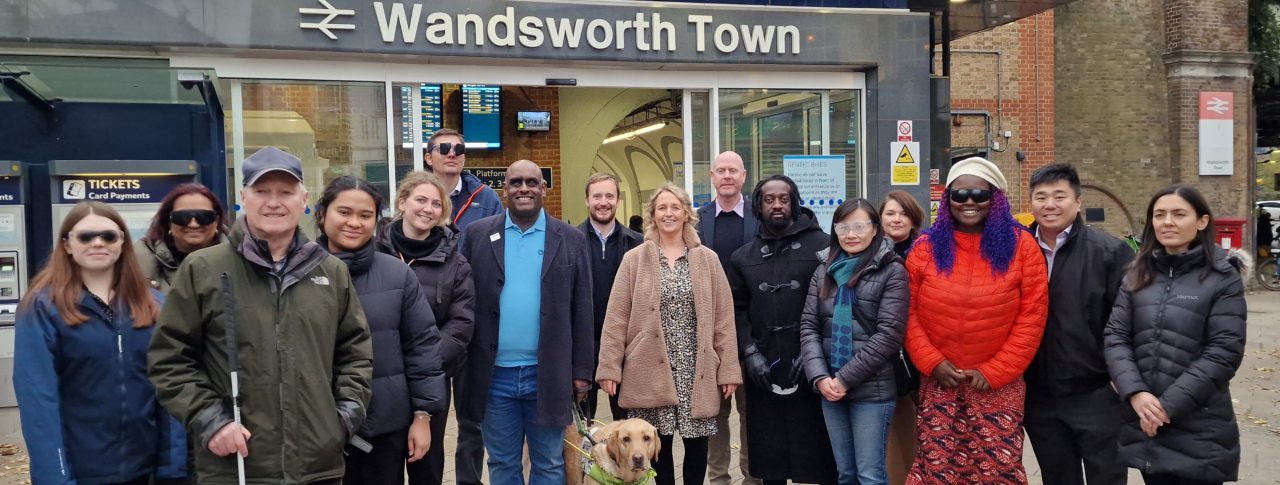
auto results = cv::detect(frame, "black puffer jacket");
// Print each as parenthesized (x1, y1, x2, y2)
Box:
(376, 222, 475, 376)
(322, 237, 447, 438)
(799, 237, 910, 403)
(1104, 246, 1246, 482)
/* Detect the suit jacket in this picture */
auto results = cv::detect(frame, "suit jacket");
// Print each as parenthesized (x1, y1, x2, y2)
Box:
(457, 212, 595, 427)
(696, 197, 760, 253)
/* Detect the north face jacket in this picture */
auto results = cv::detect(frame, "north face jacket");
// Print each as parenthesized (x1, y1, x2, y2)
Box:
(148, 218, 373, 484)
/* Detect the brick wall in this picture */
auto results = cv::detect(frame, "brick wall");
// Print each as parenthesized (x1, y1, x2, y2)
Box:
(440, 85, 563, 219)
(1054, 0, 1172, 237)
(1054, 0, 1252, 239)
(943, 10, 1055, 213)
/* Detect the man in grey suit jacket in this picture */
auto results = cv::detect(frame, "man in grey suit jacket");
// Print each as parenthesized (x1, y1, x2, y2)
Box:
(457, 160, 595, 484)
(696, 150, 762, 485)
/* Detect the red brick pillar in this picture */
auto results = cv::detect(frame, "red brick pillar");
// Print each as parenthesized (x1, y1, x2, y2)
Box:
(1163, 0, 1256, 222)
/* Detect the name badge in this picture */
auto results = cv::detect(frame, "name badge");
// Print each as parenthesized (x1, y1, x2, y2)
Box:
(490, 233, 501, 242)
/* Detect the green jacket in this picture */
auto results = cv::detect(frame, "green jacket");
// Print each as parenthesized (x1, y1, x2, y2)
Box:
(135, 235, 226, 294)
(148, 219, 373, 484)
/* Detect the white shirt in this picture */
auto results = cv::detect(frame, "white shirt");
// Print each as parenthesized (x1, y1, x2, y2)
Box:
(1036, 224, 1073, 279)
(450, 178, 464, 197)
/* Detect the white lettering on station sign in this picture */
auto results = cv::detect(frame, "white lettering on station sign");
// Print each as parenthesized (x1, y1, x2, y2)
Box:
(302, 1, 803, 55)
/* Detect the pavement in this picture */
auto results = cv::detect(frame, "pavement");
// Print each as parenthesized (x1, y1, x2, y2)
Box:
(0, 291, 1277, 484)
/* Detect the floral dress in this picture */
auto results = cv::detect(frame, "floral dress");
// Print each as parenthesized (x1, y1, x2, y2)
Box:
(628, 247, 718, 438)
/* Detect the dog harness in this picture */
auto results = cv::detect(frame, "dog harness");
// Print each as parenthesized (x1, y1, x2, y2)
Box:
(587, 464, 657, 485)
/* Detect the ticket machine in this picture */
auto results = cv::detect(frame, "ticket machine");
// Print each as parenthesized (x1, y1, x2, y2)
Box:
(0, 162, 29, 412)
(49, 160, 199, 241)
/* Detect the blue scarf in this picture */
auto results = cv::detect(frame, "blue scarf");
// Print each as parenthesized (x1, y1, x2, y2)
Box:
(827, 253, 860, 370)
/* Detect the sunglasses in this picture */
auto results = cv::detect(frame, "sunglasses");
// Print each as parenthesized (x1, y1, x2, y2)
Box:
(170, 209, 218, 226)
(949, 188, 992, 204)
(506, 177, 542, 188)
(66, 230, 124, 245)
(428, 142, 466, 156)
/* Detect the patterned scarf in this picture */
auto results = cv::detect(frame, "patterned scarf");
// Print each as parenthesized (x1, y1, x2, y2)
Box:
(828, 253, 860, 370)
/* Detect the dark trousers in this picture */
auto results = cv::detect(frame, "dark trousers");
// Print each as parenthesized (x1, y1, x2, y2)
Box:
(343, 427, 409, 485)
(408, 378, 452, 485)
(655, 434, 709, 485)
(453, 373, 486, 485)
(1140, 472, 1223, 485)
(1025, 384, 1127, 485)
(580, 383, 626, 421)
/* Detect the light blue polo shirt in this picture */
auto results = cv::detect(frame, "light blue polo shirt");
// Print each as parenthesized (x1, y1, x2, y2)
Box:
(496, 209, 546, 367)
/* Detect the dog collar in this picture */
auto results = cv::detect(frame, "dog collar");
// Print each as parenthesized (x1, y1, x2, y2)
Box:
(587, 463, 656, 485)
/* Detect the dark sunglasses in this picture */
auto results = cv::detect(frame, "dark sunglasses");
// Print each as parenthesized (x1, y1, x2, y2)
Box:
(170, 209, 218, 226)
(428, 142, 466, 156)
(949, 188, 992, 204)
(506, 177, 542, 188)
(66, 230, 123, 245)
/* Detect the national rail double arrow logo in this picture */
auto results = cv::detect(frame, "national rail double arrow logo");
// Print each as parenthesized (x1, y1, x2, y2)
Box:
(300, 0, 356, 40)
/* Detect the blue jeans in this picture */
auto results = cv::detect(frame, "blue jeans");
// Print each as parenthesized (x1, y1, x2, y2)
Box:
(482, 365, 565, 485)
(820, 398, 896, 485)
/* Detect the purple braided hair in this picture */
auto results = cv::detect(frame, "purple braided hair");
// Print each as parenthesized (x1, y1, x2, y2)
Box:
(923, 188, 1020, 275)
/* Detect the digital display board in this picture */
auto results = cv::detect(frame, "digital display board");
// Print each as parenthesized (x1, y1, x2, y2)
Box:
(397, 84, 442, 148)
(461, 84, 502, 149)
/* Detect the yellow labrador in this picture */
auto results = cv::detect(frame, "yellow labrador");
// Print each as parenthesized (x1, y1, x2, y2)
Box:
(577, 418, 660, 485)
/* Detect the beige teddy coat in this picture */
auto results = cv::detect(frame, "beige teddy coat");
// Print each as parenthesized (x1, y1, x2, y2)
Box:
(595, 225, 743, 419)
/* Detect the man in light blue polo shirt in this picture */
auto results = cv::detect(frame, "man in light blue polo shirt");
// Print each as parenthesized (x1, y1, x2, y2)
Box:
(457, 160, 595, 485)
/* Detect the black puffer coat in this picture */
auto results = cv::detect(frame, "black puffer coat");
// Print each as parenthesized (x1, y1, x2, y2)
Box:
(322, 237, 447, 438)
(376, 222, 475, 376)
(1104, 246, 1246, 482)
(799, 237, 910, 403)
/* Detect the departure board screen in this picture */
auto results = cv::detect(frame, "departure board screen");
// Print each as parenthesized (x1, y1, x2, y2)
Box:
(461, 84, 502, 149)
(397, 84, 442, 148)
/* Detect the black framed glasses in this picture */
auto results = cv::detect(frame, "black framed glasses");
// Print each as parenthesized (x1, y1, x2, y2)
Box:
(506, 177, 542, 188)
(66, 230, 123, 245)
(170, 209, 218, 226)
(428, 142, 466, 156)
(949, 188, 992, 204)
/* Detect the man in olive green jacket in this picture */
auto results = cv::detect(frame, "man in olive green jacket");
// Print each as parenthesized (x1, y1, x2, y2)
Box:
(148, 147, 373, 484)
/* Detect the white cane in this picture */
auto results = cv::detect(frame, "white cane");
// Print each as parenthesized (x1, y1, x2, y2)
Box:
(221, 273, 247, 485)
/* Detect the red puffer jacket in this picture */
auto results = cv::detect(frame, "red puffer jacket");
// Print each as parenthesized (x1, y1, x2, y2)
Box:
(904, 229, 1048, 389)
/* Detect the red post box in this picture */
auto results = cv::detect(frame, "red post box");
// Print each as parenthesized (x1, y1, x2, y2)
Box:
(1216, 218, 1246, 249)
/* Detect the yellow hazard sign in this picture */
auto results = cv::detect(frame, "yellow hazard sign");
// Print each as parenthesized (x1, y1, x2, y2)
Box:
(896, 144, 915, 164)
(890, 141, 920, 185)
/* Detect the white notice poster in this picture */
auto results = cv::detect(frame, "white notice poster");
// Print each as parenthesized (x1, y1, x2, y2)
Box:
(783, 155, 846, 231)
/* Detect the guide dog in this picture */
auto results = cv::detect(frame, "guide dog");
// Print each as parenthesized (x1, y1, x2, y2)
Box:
(565, 418, 660, 485)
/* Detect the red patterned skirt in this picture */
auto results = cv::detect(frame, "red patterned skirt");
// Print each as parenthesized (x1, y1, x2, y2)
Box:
(905, 377, 1028, 485)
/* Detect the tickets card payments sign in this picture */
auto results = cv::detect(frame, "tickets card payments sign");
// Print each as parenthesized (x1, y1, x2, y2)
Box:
(55, 176, 193, 204)
(0, 178, 22, 206)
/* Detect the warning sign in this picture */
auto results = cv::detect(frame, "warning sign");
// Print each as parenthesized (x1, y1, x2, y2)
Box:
(890, 142, 921, 185)
(897, 120, 913, 142)
(930, 201, 939, 223)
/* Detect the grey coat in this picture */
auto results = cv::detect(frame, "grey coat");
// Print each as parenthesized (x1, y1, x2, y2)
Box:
(799, 238, 909, 403)
(456, 212, 595, 427)
(1104, 246, 1247, 482)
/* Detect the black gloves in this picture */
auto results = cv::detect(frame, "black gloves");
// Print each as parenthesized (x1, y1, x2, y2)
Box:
(744, 351, 771, 391)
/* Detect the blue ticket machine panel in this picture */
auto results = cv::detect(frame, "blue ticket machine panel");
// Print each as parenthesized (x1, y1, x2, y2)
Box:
(0, 163, 28, 409)
(49, 160, 199, 242)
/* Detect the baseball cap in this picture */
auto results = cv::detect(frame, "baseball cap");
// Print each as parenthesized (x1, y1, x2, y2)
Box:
(243, 147, 304, 186)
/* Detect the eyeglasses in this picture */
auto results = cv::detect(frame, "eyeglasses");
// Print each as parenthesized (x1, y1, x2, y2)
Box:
(506, 177, 542, 188)
(66, 230, 124, 245)
(833, 221, 874, 236)
(170, 209, 218, 226)
(949, 188, 992, 204)
(428, 142, 466, 156)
